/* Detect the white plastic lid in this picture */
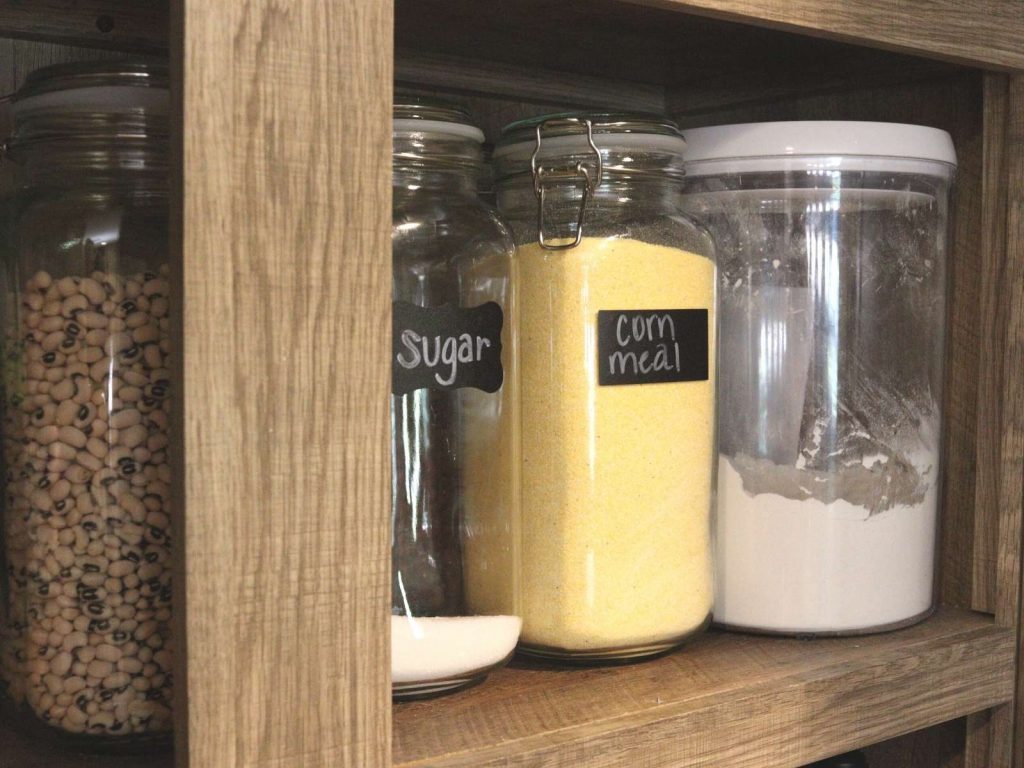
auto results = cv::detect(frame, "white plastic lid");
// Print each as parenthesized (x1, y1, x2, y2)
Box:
(683, 121, 956, 175)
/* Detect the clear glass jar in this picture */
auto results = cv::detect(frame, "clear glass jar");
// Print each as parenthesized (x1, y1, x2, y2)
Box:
(494, 114, 716, 661)
(391, 100, 520, 699)
(0, 60, 172, 745)
(679, 121, 955, 635)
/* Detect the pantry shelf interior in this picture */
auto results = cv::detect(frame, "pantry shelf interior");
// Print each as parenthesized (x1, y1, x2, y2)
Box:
(0, 0, 1021, 767)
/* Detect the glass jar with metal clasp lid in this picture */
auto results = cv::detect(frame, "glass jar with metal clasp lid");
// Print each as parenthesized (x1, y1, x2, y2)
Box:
(0, 59, 173, 748)
(493, 113, 717, 662)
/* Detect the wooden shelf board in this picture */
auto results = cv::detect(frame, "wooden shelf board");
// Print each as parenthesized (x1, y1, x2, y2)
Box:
(0, 720, 173, 768)
(393, 608, 1015, 768)
(0, 1, 167, 53)
(629, 0, 1024, 71)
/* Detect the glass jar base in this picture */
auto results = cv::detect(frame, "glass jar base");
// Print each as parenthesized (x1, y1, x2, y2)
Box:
(516, 614, 712, 665)
(0, 687, 172, 754)
(713, 604, 936, 638)
(392, 672, 488, 702)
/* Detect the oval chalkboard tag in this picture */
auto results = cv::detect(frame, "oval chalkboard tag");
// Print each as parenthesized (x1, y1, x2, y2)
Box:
(392, 301, 504, 395)
(597, 308, 709, 386)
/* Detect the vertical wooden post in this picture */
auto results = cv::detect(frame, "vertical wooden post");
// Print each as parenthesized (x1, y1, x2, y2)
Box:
(171, 1, 393, 766)
(965, 73, 1024, 768)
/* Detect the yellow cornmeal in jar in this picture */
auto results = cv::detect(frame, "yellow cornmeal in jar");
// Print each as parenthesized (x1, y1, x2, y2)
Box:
(512, 236, 714, 654)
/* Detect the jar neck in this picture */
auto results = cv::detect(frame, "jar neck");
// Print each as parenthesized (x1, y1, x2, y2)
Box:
(498, 174, 683, 216)
(393, 165, 478, 196)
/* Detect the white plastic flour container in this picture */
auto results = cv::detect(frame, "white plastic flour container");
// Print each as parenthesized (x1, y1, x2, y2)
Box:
(680, 121, 955, 634)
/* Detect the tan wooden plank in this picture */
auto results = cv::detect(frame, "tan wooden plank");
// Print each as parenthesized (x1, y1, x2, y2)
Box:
(629, 0, 1024, 72)
(393, 610, 1014, 768)
(172, 1, 392, 766)
(966, 72, 1024, 768)
(0, 0, 166, 52)
(1000, 73, 1024, 768)
(972, 74, 1011, 615)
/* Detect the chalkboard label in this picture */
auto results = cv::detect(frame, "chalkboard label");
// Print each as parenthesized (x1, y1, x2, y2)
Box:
(597, 309, 709, 386)
(392, 301, 504, 395)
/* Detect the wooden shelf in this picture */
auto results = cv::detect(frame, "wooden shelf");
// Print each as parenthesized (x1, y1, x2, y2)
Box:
(393, 609, 1015, 767)
(0, 720, 173, 768)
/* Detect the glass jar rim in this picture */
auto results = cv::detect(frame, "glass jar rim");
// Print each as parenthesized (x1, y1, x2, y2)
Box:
(494, 112, 687, 186)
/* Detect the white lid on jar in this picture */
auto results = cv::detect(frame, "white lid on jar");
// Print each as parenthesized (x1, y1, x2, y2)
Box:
(682, 121, 956, 176)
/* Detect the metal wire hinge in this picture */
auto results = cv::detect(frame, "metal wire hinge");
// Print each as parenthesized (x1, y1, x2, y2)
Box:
(531, 117, 602, 251)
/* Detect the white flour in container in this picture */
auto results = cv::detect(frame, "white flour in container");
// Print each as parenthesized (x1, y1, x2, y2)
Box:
(391, 615, 521, 685)
(715, 454, 938, 633)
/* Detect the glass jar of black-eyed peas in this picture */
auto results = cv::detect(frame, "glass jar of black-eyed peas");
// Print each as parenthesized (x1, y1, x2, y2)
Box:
(0, 59, 172, 749)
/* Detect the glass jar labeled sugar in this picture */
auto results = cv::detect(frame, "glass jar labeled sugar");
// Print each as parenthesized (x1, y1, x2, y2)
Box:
(390, 99, 521, 698)
(493, 114, 716, 661)
(680, 121, 956, 635)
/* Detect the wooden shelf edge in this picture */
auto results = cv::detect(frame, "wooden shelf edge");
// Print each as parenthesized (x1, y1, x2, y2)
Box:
(0, 1, 167, 53)
(393, 608, 1015, 768)
(625, 0, 1024, 72)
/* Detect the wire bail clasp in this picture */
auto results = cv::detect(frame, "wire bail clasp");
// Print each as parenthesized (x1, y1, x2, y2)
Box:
(531, 118, 602, 251)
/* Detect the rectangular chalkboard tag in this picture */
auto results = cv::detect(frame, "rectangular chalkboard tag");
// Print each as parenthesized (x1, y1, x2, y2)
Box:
(392, 300, 504, 395)
(597, 309, 709, 386)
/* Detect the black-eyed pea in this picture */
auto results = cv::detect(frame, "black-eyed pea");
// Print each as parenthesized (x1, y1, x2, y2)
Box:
(85, 540, 105, 557)
(114, 605, 136, 620)
(89, 357, 111, 383)
(49, 443, 77, 461)
(104, 331, 134, 356)
(55, 399, 78, 426)
(54, 277, 78, 298)
(78, 311, 107, 330)
(44, 366, 68, 383)
(102, 671, 131, 689)
(50, 479, 71, 502)
(46, 457, 70, 473)
(57, 426, 87, 449)
(39, 313, 64, 331)
(78, 278, 105, 305)
(36, 425, 59, 445)
(109, 317, 127, 333)
(86, 658, 113, 679)
(85, 438, 108, 460)
(142, 345, 162, 369)
(50, 651, 72, 675)
(61, 631, 87, 652)
(71, 403, 95, 429)
(65, 703, 89, 725)
(88, 711, 116, 731)
(41, 330, 65, 352)
(109, 409, 140, 430)
(60, 293, 89, 316)
(79, 346, 103, 364)
(72, 374, 93, 403)
(95, 643, 122, 663)
(124, 311, 148, 329)
(65, 465, 90, 485)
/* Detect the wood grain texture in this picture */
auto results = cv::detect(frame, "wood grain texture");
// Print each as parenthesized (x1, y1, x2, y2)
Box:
(0, 717, 172, 768)
(0, 0, 166, 52)
(972, 74, 1010, 615)
(964, 73, 1024, 768)
(1001, 73, 1024, 768)
(630, 0, 1024, 71)
(393, 610, 1014, 768)
(172, 1, 391, 767)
